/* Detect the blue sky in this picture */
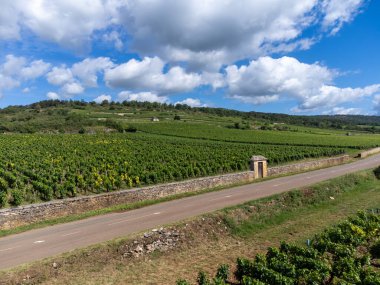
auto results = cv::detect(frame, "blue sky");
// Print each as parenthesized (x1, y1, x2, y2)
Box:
(0, 0, 380, 115)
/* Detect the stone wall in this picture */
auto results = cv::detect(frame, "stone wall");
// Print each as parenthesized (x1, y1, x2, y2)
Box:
(0, 172, 255, 229)
(267, 155, 350, 176)
(358, 147, 380, 158)
(0, 155, 349, 230)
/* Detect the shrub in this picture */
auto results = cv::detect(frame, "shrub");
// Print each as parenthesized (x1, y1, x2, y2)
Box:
(374, 166, 380, 179)
(0, 177, 8, 192)
(125, 126, 137, 133)
(0, 191, 7, 208)
(197, 271, 211, 285)
(370, 240, 380, 258)
(10, 189, 23, 206)
(216, 264, 229, 282)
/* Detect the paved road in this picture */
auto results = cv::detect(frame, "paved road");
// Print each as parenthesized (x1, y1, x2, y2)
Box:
(0, 154, 380, 270)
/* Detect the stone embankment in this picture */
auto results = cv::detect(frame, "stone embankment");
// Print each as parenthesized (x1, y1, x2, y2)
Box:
(358, 147, 380, 158)
(0, 155, 350, 230)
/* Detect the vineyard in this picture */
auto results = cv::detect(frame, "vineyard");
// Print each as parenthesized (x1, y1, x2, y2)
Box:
(135, 121, 380, 149)
(0, 133, 346, 207)
(177, 211, 380, 285)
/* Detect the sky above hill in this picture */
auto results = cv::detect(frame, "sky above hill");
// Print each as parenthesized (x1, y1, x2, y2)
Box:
(0, 0, 379, 115)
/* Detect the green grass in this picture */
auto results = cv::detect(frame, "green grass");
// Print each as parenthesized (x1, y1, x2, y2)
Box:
(222, 170, 380, 237)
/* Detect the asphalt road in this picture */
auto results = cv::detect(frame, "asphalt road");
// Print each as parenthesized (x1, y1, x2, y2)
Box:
(0, 154, 380, 270)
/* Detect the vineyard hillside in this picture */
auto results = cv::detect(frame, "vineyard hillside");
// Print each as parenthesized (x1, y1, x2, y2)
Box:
(0, 100, 379, 207)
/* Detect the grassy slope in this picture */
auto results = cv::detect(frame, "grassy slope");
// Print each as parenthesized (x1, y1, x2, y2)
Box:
(1, 170, 379, 285)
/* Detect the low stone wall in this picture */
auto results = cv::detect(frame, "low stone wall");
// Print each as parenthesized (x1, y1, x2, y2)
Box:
(267, 155, 350, 176)
(358, 147, 380, 158)
(0, 155, 349, 230)
(0, 172, 254, 229)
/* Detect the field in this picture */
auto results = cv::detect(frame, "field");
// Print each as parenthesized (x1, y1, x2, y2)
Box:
(0, 101, 379, 207)
(0, 133, 345, 206)
(134, 121, 380, 149)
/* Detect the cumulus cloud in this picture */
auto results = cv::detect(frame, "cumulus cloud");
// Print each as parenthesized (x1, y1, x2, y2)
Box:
(175, 98, 207, 107)
(324, 106, 363, 115)
(0, 1, 366, 65)
(0, 0, 119, 51)
(299, 84, 380, 110)
(102, 31, 124, 51)
(94, 94, 112, 103)
(71, 57, 114, 87)
(322, 0, 366, 35)
(62, 82, 84, 95)
(114, 0, 365, 70)
(46, 92, 60, 100)
(105, 57, 202, 94)
(46, 67, 73, 86)
(20, 60, 51, 80)
(117, 91, 169, 103)
(225, 56, 380, 110)
(46, 57, 113, 96)
(0, 54, 50, 97)
(373, 95, 380, 114)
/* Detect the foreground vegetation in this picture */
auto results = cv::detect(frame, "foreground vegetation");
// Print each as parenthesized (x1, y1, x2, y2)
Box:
(1, 169, 379, 284)
(178, 210, 380, 284)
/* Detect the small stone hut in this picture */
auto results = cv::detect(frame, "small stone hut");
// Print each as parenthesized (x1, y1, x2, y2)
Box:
(250, 155, 268, 179)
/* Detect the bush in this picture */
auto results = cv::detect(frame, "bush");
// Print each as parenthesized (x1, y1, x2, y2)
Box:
(10, 189, 23, 206)
(0, 191, 7, 208)
(374, 166, 380, 179)
(216, 264, 229, 282)
(174, 115, 181, 120)
(0, 177, 8, 192)
(125, 126, 137, 133)
(370, 240, 380, 258)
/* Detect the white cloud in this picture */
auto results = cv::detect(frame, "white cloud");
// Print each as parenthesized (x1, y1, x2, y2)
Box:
(47, 92, 60, 100)
(94, 94, 112, 103)
(373, 95, 380, 114)
(1, 1, 365, 66)
(322, 0, 365, 35)
(20, 60, 51, 80)
(325, 107, 363, 115)
(299, 84, 380, 110)
(22, 87, 30, 93)
(225, 56, 380, 111)
(46, 67, 73, 86)
(117, 91, 169, 103)
(71, 57, 114, 87)
(2, 55, 26, 75)
(2, 0, 119, 52)
(0, 74, 19, 98)
(0, 54, 50, 97)
(62, 82, 84, 95)
(102, 31, 123, 51)
(115, 0, 365, 71)
(175, 98, 207, 107)
(105, 57, 202, 94)
(0, 2, 20, 40)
